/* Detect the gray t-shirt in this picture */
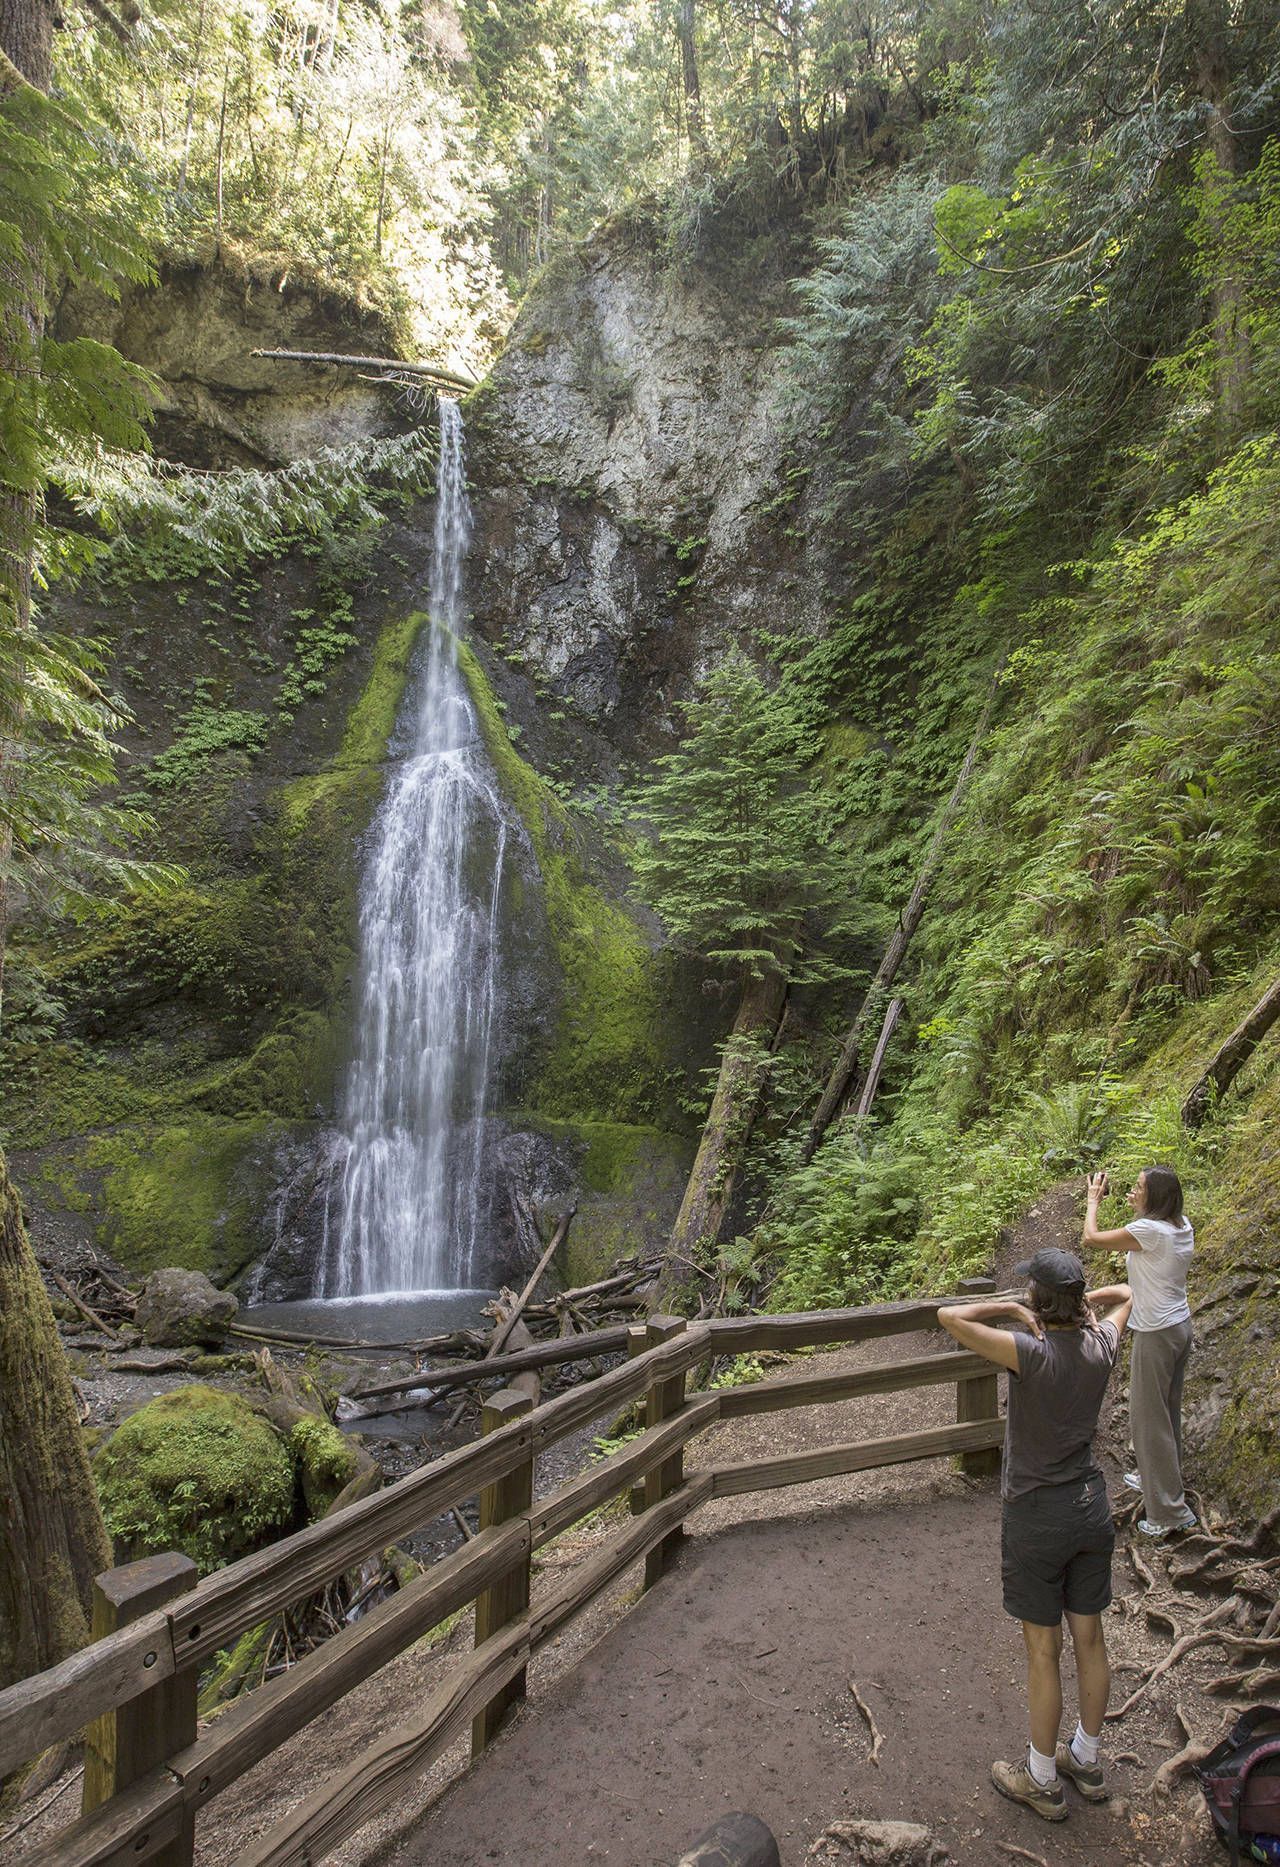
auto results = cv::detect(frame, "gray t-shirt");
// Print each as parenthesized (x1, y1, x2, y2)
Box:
(1002, 1321, 1121, 1500)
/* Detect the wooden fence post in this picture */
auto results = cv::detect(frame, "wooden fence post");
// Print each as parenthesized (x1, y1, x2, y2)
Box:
(956, 1368, 1002, 1477)
(471, 1386, 534, 1756)
(82, 1552, 199, 1866)
(643, 1315, 687, 1587)
(627, 1322, 648, 1516)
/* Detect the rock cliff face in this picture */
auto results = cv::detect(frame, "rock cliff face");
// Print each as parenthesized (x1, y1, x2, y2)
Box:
(14, 228, 784, 1298)
(465, 225, 833, 761)
(56, 251, 408, 467)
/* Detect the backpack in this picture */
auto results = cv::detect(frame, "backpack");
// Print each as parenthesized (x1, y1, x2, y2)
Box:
(1195, 1706, 1280, 1865)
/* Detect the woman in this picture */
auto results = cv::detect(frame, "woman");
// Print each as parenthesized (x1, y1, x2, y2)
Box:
(1081, 1165, 1196, 1538)
(939, 1254, 1132, 1820)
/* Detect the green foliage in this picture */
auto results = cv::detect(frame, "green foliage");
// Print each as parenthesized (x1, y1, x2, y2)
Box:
(706, 1353, 767, 1389)
(629, 651, 850, 985)
(143, 705, 271, 793)
(93, 1386, 296, 1573)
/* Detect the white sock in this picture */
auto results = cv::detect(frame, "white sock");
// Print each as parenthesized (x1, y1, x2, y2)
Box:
(1028, 1742, 1058, 1787)
(1071, 1721, 1101, 1767)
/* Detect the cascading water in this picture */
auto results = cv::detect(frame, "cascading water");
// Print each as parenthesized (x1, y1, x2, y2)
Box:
(321, 397, 508, 1297)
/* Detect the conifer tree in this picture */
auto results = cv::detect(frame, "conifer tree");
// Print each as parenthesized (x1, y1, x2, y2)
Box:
(631, 652, 848, 1292)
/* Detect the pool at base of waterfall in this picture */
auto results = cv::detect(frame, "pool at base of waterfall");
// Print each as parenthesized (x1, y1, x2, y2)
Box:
(244, 1288, 498, 1343)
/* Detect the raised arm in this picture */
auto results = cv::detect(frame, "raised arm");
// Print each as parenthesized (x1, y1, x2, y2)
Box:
(937, 1297, 1040, 1374)
(1081, 1171, 1136, 1250)
(1087, 1283, 1133, 1333)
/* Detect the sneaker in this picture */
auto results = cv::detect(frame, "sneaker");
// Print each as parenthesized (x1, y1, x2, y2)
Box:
(1056, 1741, 1109, 1802)
(991, 1757, 1068, 1822)
(1122, 1471, 1142, 1491)
(1137, 1510, 1197, 1538)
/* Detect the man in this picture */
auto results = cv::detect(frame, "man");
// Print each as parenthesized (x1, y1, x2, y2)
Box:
(939, 1252, 1133, 1820)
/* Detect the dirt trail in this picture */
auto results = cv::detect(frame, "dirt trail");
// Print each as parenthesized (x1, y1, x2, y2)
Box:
(11, 1187, 1228, 1867)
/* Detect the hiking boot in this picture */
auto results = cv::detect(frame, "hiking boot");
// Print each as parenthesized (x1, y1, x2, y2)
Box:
(1056, 1741, 1109, 1802)
(1138, 1510, 1197, 1539)
(991, 1757, 1068, 1821)
(1122, 1471, 1142, 1492)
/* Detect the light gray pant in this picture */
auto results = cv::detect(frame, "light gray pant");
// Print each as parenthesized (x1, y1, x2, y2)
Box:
(1130, 1320, 1194, 1526)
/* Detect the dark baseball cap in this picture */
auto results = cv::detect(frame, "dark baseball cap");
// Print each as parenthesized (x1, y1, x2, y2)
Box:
(1014, 1247, 1087, 1289)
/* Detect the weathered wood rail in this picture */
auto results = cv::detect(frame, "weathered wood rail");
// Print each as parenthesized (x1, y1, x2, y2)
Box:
(1, 1300, 1003, 1867)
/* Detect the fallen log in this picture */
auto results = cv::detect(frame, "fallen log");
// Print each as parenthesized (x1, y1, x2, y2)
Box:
(251, 348, 477, 391)
(350, 1325, 632, 1406)
(489, 1208, 576, 1362)
(803, 671, 1001, 1163)
(1182, 974, 1280, 1127)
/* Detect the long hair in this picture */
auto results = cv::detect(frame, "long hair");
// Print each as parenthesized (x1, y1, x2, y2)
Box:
(1141, 1165, 1185, 1223)
(1027, 1279, 1092, 1328)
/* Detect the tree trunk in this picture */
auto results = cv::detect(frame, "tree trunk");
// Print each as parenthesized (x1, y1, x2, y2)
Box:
(802, 674, 1000, 1163)
(1181, 974, 1280, 1127)
(675, 0, 705, 161)
(0, 1146, 112, 1706)
(0, 0, 57, 1011)
(177, 0, 207, 191)
(1187, 0, 1249, 436)
(659, 966, 788, 1305)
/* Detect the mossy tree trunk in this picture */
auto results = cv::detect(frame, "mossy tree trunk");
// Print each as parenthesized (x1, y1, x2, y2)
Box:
(0, 1144, 111, 1704)
(658, 965, 787, 1307)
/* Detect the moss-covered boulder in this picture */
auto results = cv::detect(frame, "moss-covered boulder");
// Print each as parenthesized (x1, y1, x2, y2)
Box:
(94, 1386, 296, 1573)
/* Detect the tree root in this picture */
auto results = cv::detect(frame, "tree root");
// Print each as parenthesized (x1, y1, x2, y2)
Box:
(1146, 1702, 1215, 1799)
(847, 1678, 885, 1766)
(1206, 1667, 1280, 1698)
(1108, 1596, 1243, 1719)
(994, 1844, 1048, 1867)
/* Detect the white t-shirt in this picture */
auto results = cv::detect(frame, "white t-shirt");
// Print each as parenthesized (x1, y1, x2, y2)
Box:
(1125, 1215, 1194, 1330)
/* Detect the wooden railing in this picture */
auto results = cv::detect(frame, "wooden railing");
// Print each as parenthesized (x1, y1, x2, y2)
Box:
(0, 1300, 1003, 1867)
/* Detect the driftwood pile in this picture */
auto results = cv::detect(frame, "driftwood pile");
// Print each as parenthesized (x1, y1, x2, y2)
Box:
(342, 1237, 665, 1422)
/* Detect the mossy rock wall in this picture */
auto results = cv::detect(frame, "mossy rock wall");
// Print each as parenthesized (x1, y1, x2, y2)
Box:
(3, 519, 714, 1296)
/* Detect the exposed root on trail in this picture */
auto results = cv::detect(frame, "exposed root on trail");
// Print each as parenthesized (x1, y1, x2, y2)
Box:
(1109, 1516, 1280, 1726)
(847, 1679, 885, 1766)
(994, 1844, 1048, 1867)
(1145, 1702, 1216, 1799)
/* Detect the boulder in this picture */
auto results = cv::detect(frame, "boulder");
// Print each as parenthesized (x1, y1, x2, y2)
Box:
(135, 1268, 238, 1348)
(93, 1386, 295, 1573)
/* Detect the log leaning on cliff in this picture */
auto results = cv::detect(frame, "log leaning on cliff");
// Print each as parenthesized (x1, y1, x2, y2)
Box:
(801, 672, 1001, 1164)
(659, 963, 789, 1305)
(1181, 974, 1280, 1127)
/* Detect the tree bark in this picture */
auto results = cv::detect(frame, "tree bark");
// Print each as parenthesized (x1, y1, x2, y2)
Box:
(0, 0, 57, 1010)
(660, 966, 788, 1304)
(674, 0, 706, 161)
(0, 1147, 112, 1709)
(1186, 0, 1249, 436)
(802, 675, 1000, 1163)
(1181, 974, 1280, 1127)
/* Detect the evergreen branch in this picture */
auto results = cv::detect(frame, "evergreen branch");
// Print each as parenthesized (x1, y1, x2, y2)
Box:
(0, 46, 35, 93)
(932, 221, 1104, 277)
(75, 0, 140, 47)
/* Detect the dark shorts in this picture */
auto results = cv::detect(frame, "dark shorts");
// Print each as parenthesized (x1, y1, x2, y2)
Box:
(1001, 1473, 1115, 1626)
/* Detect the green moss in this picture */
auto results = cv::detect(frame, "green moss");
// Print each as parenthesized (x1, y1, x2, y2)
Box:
(288, 1414, 360, 1516)
(456, 639, 670, 1123)
(45, 1118, 294, 1284)
(94, 1386, 296, 1574)
(280, 609, 426, 826)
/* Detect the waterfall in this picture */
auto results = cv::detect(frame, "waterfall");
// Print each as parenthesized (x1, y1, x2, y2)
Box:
(323, 398, 507, 1296)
